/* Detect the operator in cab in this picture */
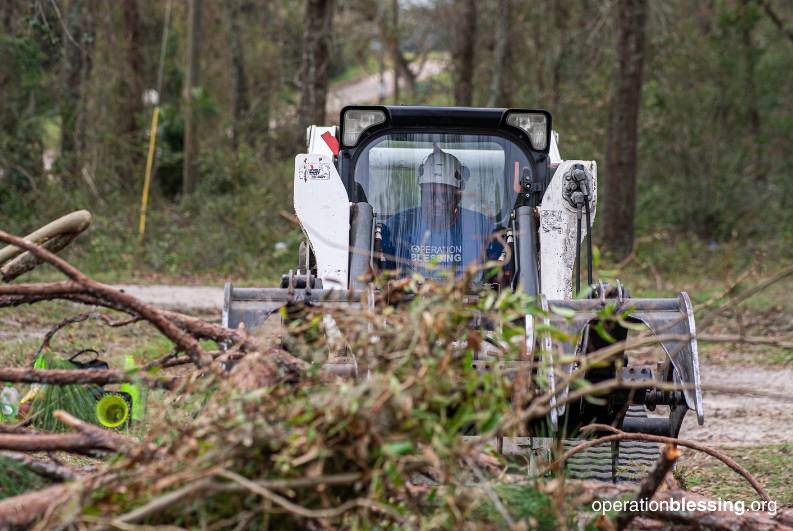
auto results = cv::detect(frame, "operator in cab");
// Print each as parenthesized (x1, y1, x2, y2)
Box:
(380, 147, 501, 279)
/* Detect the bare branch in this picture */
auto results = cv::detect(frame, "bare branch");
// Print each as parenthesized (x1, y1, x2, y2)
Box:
(0, 284, 253, 350)
(0, 367, 178, 389)
(0, 431, 113, 454)
(0, 485, 70, 528)
(0, 451, 82, 481)
(52, 410, 138, 451)
(0, 229, 212, 366)
(761, 0, 793, 44)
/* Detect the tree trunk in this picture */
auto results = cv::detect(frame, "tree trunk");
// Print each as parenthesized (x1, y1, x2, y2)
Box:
(60, 0, 92, 176)
(487, 0, 510, 107)
(551, 0, 570, 110)
(601, 0, 648, 259)
(225, 0, 250, 151)
(392, 0, 400, 103)
(182, 0, 202, 195)
(121, 0, 143, 151)
(452, 0, 477, 106)
(372, 1, 416, 96)
(741, 0, 764, 182)
(296, 0, 335, 146)
(2, 1, 19, 34)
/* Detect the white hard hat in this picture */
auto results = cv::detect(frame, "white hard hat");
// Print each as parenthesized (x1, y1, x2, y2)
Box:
(418, 148, 469, 189)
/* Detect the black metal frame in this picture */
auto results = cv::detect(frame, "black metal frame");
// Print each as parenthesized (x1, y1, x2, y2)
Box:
(337, 105, 552, 205)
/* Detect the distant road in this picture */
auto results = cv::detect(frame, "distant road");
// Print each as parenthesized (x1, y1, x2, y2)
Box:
(326, 58, 446, 117)
(112, 284, 223, 311)
(269, 57, 446, 134)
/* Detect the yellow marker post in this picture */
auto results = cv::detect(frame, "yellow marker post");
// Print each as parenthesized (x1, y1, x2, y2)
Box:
(138, 106, 160, 244)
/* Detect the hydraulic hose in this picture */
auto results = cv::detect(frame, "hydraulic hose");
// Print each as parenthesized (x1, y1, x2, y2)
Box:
(584, 198, 593, 287)
(575, 205, 582, 296)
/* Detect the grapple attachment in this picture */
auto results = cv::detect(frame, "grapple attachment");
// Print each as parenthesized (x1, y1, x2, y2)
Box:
(544, 290, 704, 436)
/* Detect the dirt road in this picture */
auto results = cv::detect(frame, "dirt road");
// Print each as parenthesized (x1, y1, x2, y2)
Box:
(682, 364, 793, 445)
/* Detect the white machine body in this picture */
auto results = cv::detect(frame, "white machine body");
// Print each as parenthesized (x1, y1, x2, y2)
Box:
(538, 157, 597, 300)
(293, 125, 350, 289)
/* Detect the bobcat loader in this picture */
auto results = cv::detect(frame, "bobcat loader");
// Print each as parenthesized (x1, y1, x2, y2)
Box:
(222, 106, 704, 481)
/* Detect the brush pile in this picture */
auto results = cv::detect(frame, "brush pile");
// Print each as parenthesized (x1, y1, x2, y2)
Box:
(26, 274, 552, 528)
(2, 227, 788, 529)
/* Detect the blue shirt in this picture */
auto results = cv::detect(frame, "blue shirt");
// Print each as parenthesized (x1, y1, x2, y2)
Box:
(380, 207, 499, 279)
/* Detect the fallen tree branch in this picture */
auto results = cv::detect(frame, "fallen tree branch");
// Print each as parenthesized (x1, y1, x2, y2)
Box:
(110, 477, 215, 526)
(0, 210, 92, 283)
(0, 280, 82, 296)
(560, 424, 770, 502)
(0, 484, 71, 528)
(0, 431, 114, 454)
(0, 230, 212, 366)
(0, 367, 178, 389)
(0, 419, 32, 433)
(0, 450, 82, 481)
(616, 444, 681, 530)
(53, 410, 138, 451)
(0, 411, 136, 454)
(85, 472, 364, 527)
(0, 286, 253, 350)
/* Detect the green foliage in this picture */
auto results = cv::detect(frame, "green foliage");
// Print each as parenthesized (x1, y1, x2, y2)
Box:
(635, 0, 793, 240)
(0, 456, 50, 501)
(35, 276, 590, 528)
(0, 153, 301, 283)
(0, 35, 49, 199)
(472, 484, 560, 528)
(2, 0, 792, 279)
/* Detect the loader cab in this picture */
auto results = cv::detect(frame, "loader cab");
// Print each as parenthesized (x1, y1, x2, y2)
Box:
(337, 106, 552, 282)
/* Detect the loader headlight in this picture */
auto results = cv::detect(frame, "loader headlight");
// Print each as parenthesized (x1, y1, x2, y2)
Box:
(505, 112, 549, 151)
(342, 108, 386, 146)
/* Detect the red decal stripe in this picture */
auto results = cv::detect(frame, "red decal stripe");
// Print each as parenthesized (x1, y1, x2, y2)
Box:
(321, 131, 340, 156)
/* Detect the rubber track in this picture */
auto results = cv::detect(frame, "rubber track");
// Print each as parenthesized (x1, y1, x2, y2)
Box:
(565, 406, 661, 483)
(500, 406, 662, 483)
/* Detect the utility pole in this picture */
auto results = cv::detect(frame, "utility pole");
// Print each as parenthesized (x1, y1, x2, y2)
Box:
(182, 0, 202, 195)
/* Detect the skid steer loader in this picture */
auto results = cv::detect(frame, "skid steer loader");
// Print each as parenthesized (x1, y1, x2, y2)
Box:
(222, 106, 703, 482)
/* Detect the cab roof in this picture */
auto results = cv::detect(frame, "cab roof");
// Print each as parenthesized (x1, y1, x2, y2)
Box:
(338, 105, 552, 154)
(384, 106, 512, 129)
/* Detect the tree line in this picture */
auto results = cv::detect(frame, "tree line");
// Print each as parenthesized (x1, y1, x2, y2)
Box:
(2, 0, 793, 267)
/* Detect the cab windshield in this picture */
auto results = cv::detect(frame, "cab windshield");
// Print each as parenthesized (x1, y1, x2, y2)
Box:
(353, 132, 528, 279)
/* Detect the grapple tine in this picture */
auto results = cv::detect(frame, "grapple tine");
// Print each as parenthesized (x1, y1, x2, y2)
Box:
(546, 293, 704, 426)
